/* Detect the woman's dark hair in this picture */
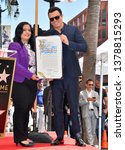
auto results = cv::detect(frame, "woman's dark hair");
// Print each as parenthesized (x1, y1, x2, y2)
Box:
(48, 6, 62, 16)
(13, 22, 35, 51)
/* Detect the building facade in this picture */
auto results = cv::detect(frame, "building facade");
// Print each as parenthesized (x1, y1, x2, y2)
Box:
(68, 0, 108, 46)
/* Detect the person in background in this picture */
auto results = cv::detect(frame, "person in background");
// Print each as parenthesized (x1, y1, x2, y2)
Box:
(6, 99, 14, 132)
(63, 93, 71, 137)
(104, 86, 108, 140)
(33, 24, 46, 36)
(45, 7, 87, 146)
(37, 80, 46, 132)
(43, 85, 54, 131)
(95, 78, 108, 141)
(8, 22, 39, 147)
(79, 79, 99, 147)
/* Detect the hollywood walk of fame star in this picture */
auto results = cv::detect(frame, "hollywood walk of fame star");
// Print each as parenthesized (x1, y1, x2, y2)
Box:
(0, 69, 10, 83)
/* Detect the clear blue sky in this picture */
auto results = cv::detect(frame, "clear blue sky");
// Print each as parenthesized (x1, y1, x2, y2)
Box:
(1, 0, 88, 38)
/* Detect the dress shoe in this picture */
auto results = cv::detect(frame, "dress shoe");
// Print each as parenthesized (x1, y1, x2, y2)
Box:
(75, 134, 86, 146)
(51, 138, 64, 145)
(16, 141, 34, 147)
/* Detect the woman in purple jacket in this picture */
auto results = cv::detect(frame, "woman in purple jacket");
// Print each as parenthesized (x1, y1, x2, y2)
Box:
(8, 22, 39, 147)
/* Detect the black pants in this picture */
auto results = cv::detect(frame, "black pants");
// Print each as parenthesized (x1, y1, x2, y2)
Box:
(50, 76, 81, 139)
(12, 79, 37, 143)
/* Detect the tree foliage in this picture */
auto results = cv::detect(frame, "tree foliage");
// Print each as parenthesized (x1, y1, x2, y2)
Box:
(1, 0, 12, 15)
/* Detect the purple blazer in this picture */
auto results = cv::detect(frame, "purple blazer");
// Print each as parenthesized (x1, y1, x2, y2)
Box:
(8, 42, 34, 83)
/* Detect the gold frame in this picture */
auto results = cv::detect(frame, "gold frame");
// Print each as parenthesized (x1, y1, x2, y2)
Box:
(0, 57, 16, 138)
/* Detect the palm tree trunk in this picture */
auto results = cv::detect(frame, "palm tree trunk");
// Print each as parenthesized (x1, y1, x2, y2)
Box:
(82, 0, 101, 89)
(80, 0, 101, 143)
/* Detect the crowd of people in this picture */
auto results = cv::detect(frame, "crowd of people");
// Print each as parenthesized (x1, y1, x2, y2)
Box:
(6, 77, 108, 148)
(5, 6, 108, 148)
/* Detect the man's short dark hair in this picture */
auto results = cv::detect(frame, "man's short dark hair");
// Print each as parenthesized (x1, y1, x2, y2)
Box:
(86, 79, 94, 84)
(48, 7, 62, 16)
(95, 76, 100, 81)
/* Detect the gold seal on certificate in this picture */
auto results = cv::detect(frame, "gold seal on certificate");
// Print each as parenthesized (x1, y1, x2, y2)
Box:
(36, 35, 62, 79)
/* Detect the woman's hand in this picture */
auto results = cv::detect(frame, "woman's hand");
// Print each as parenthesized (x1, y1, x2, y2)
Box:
(31, 74, 39, 81)
(47, 78, 54, 82)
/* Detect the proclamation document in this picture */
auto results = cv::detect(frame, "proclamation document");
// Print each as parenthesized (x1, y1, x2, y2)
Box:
(36, 36, 62, 79)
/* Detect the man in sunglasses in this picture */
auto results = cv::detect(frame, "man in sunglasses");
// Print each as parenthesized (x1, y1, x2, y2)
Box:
(79, 79, 99, 147)
(45, 7, 87, 146)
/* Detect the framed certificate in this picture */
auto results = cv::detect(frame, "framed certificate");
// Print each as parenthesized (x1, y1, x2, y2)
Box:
(36, 35, 62, 79)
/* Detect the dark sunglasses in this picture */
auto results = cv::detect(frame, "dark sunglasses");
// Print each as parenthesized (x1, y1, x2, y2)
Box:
(88, 84, 94, 86)
(49, 15, 60, 22)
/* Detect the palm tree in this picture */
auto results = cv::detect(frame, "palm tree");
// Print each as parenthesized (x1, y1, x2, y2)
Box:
(0, 0, 12, 48)
(81, 0, 101, 89)
(79, 1, 101, 143)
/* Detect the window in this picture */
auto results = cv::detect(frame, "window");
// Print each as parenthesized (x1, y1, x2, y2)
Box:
(77, 18, 80, 26)
(82, 24, 84, 31)
(82, 14, 84, 23)
(102, 9, 106, 26)
(102, 29, 106, 38)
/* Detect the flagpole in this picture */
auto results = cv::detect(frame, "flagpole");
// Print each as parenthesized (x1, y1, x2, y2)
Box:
(35, 0, 38, 36)
(33, 0, 39, 132)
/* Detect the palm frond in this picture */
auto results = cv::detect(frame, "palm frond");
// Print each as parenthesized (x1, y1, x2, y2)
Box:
(7, 0, 12, 15)
(1, 0, 8, 5)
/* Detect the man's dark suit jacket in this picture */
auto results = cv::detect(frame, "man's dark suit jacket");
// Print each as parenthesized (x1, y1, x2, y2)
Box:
(44, 23, 87, 77)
